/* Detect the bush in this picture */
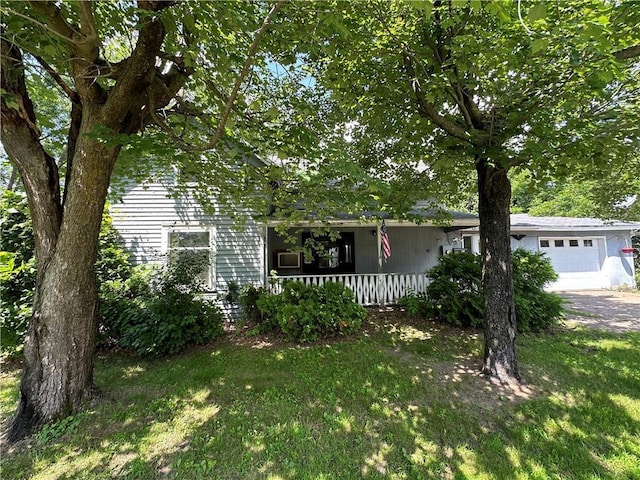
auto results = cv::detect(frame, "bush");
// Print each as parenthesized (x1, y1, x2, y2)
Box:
(419, 249, 562, 332)
(397, 290, 430, 317)
(256, 281, 366, 342)
(511, 249, 563, 331)
(238, 284, 266, 323)
(100, 257, 224, 357)
(424, 252, 484, 327)
(225, 281, 266, 324)
(0, 191, 35, 354)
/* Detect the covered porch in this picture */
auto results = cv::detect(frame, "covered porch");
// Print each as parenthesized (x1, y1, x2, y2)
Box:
(264, 213, 479, 305)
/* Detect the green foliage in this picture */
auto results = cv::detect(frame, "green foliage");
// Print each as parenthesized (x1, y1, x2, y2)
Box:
(100, 257, 224, 357)
(35, 414, 83, 446)
(421, 249, 563, 331)
(512, 249, 563, 331)
(397, 290, 431, 318)
(425, 252, 484, 327)
(0, 190, 35, 354)
(225, 281, 266, 324)
(256, 281, 366, 342)
(95, 210, 133, 285)
(238, 284, 266, 323)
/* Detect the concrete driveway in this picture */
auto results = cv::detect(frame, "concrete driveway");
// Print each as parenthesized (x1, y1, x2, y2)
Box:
(560, 290, 640, 333)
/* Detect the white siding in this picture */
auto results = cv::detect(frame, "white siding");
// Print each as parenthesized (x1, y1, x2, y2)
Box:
(110, 179, 265, 318)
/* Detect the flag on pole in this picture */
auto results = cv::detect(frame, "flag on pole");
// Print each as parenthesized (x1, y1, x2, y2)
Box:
(380, 220, 391, 262)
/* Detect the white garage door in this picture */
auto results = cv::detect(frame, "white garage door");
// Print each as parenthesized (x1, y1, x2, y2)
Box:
(538, 237, 607, 290)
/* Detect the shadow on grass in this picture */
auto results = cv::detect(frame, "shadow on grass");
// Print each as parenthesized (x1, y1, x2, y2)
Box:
(2, 323, 639, 479)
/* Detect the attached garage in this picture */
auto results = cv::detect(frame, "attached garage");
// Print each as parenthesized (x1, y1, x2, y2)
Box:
(506, 215, 639, 291)
(536, 236, 608, 290)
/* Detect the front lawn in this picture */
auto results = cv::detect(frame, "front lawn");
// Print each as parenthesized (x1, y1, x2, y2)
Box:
(2, 315, 639, 479)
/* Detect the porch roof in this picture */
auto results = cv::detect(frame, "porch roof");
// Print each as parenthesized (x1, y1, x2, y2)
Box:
(265, 205, 479, 228)
(506, 214, 640, 233)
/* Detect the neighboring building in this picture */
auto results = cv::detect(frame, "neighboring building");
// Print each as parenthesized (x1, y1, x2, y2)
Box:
(471, 214, 639, 291)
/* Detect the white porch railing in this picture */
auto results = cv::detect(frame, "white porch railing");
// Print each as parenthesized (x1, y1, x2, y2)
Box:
(269, 273, 430, 306)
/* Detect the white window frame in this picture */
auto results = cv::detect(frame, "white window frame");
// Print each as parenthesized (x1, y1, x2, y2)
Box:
(161, 225, 216, 290)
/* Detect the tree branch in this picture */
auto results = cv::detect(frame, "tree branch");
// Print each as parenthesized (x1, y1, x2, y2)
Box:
(78, 0, 98, 39)
(26, 1, 80, 41)
(32, 54, 80, 104)
(203, 0, 286, 151)
(402, 54, 472, 143)
(101, 5, 170, 123)
(615, 44, 640, 60)
(1, 38, 63, 275)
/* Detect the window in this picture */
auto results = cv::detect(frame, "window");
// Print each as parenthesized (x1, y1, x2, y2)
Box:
(165, 227, 214, 288)
(463, 236, 473, 252)
(554, 240, 565, 247)
(540, 239, 550, 248)
(584, 239, 593, 247)
(569, 239, 579, 247)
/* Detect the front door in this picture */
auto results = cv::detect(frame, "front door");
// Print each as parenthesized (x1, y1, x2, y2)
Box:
(301, 231, 356, 274)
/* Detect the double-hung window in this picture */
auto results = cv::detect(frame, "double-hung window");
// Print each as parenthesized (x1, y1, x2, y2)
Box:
(164, 226, 215, 289)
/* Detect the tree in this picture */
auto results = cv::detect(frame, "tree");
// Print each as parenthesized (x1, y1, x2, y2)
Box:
(511, 165, 640, 221)
(285, 0, 640, 382)
(0, 0, 288, 443)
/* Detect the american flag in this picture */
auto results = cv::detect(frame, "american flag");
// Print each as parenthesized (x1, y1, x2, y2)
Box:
(381, 220, 391, 262)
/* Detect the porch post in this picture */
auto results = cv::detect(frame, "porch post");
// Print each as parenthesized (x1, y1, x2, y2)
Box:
(377, 224, 382, 271)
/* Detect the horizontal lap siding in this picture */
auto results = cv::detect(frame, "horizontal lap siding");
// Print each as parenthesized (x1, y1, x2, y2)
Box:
(111, 181, 264, 293)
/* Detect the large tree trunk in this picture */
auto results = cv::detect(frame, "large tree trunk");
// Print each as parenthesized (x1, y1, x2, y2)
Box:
(476, 158, 520, 383)
(6, 109, 119, 443)
(2, 1, 188, 443)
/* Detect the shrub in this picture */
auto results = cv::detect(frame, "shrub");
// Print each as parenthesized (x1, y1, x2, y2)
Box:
(397, 290, 430, 317)
(425, 252, 484, 327)
(238, 284, 266, 323)
(511, 249, 563, 331)
(100, 257, 224, 357)
(225, 281, 265, 324)
(256, 281, 366, 342)
(0, 191, 36, 354)
(422, 249, 563, 332)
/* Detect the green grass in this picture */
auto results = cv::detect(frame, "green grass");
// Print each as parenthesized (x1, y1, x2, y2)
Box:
(2, 317, 640, 479)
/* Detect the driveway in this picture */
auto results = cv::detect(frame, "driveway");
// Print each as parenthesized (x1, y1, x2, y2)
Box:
(560, 290, 640, 333)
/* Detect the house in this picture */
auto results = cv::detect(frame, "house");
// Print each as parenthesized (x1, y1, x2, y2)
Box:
(112, 177, 639, 317)
(110, 177, 480, 315)
(467, 214, 639, 291)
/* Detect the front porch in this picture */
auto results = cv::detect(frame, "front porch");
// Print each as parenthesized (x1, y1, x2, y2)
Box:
(264, 213, 479, 306)
(269, 272, 430, 306)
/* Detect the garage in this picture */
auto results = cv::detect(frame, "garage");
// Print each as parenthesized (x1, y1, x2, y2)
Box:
(471, 214, 639, 291)
(537, 236, 609, 290)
